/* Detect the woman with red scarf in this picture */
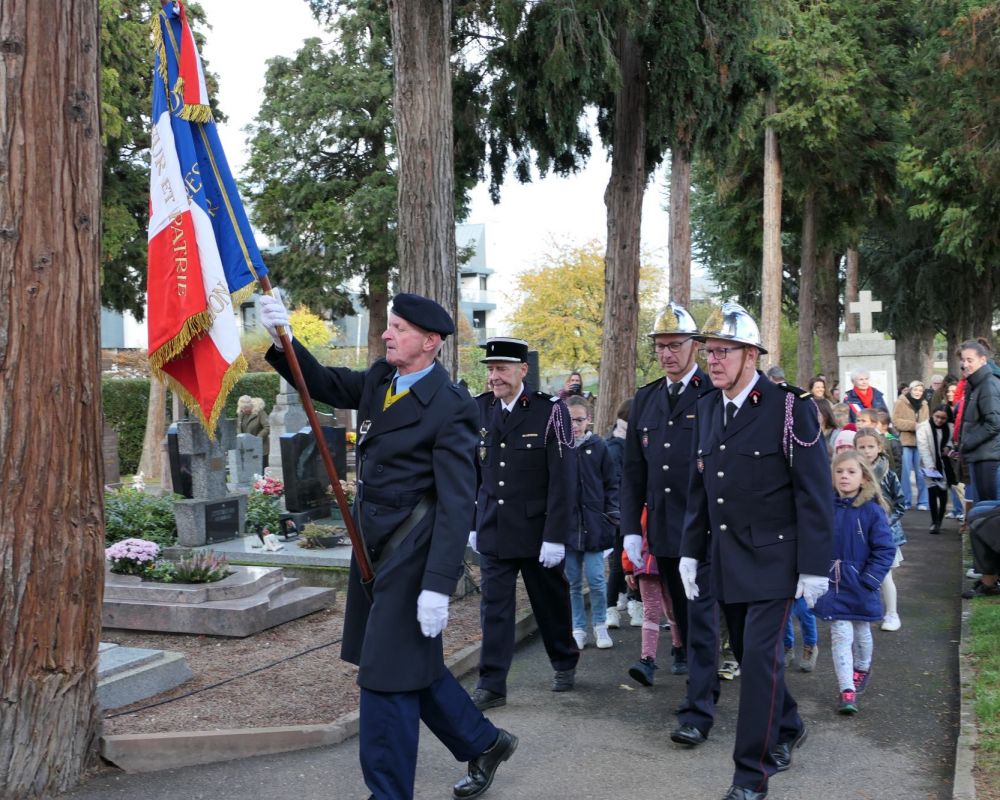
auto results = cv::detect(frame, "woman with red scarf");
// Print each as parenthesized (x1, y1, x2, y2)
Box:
(844, 368, 889, 423)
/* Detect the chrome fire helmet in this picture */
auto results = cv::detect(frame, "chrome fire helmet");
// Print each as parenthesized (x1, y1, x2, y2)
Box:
(696, 301, 768, 355)
(649, 301, 699, 338)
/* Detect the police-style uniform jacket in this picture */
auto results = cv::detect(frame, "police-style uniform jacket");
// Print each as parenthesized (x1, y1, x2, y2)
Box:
(680, 373, 834, 603)
(621, 367, 709, 558)
(474, 387, 573, 559)
(568, 432, 619, 553)
(267, 340, 477, 692)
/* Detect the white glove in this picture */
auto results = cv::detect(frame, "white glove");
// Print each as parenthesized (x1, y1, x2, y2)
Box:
(796, 574, 829, 608)
(468, 531, 478, 553)
(539, 541, 565, 568)
(623, 534, 643, 569)
(259, 292, 292, 350)
(416, 589, 449, 638)
(679, 557, 700, 600)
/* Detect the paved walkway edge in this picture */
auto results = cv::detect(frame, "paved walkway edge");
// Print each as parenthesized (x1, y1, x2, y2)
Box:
(99, 606, 538, 773)
(953, 562, 978, 799)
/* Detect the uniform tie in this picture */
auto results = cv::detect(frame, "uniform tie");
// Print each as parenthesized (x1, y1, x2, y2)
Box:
(668, 381, 682, 410)
(725, 401, 737, 428)
(501, 408, 510, 423)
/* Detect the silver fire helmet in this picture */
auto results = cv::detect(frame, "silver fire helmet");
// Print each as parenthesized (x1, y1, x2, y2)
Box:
(696, 301, 768, 355)
(649, 302, 699, 338)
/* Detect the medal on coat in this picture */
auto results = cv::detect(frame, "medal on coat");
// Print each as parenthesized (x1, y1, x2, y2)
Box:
(697, 457, 704, 473)
(479, 428, 488, 463)
(358, 419, 372, 444)
(642, 427, 649, 448)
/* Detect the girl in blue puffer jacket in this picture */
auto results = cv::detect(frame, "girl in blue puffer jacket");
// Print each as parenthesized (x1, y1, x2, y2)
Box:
(814, 450, 896, 715)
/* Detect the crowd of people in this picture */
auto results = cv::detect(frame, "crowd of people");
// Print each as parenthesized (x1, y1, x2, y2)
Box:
(257, 289, 998, 800)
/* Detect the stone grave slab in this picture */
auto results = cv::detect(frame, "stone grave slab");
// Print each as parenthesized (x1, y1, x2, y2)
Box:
(103, 565, 336, 638)
(97, 643, 193, 710)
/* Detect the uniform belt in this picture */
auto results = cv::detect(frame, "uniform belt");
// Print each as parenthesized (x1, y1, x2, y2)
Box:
(357, 484, 425, 508)
(371, 493, 435, 572)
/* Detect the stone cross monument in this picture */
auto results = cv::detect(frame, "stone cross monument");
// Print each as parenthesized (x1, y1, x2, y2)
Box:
(837, 290, 897, 401)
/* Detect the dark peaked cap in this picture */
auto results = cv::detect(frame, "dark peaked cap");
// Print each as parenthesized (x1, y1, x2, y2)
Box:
(481, 337, 529, 363)
(390, 293, 455, 337)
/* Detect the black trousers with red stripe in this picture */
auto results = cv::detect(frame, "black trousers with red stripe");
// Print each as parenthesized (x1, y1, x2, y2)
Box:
(722, 596, 803, 793)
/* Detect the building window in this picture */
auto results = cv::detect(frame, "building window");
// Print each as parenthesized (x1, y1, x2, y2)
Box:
(479, 275, 488, 291)
(472, 310, 487, 329)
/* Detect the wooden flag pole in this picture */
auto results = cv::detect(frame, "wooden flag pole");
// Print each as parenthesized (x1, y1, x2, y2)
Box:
(260, 276, 374, 585)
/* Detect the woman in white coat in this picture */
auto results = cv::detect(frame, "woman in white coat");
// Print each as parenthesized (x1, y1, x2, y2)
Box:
(916, 405, 957, 534)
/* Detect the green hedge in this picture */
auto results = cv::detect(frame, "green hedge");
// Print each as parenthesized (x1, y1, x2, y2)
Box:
(102, 378, 155, 476)
(102, 372, 288, 477)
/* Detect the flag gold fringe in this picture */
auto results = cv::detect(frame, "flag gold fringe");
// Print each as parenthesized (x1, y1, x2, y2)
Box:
(152, 352, 249, 441)
(231, 281, 258, 308)
(148, 310, 214, 373)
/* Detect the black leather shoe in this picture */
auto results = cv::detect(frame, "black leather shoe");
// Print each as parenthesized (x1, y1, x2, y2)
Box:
(670, 723, 707, 747)
(453, 729, 518, 799)
(721, 786, 767, 800)
(552, 668, 575, 692)
(771, 725, 807, 772)
(470, 688, 506, 711)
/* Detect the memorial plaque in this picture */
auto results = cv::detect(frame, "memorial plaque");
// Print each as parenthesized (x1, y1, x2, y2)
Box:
(204, 499, 240, 544)
(166, 423, 193, 499)
(281, 426, 347, 513)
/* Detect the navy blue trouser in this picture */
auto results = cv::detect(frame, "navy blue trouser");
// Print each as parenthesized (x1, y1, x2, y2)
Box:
(722, 597, 801, 793)
(676, 558, 722, 734)
(477, 554, 579, 695)
(360, 670, 497, 800)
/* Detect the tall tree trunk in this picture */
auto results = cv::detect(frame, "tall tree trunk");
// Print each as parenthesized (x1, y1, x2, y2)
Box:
(896, 325, 936, 384)
(814, 247, 840, 381)
(668, 148, 691, 307)
(760, 93, 782, 365)
(796, 190, 817, 386)
(137, 377, 166, 484)
(946, 320, 962, 377)
(388, 0, 458, 374)
(594, 27, 647, 434)
(969, 267, 995, 345)
(844, 246, 859, 336)
(0, 1, 104, 794)
(366, 265, 389, 366)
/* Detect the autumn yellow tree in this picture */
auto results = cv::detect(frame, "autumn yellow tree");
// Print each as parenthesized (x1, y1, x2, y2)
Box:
(509, 241, 663, 378)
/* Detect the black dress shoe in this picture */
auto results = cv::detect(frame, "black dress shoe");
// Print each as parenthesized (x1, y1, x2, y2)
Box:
(551, 668, 575, 692)
(453, 729, 518, 799)
(670, 723, 707, 746)
(470, 688, 506, 711)
(721, 786, 767, 800)
(771, 725, 807, 772)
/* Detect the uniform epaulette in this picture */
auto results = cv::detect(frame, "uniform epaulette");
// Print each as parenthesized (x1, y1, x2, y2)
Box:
(535, 390, 559, 402)
(779, 383, 811, 400)
(640, 376, 666, 390)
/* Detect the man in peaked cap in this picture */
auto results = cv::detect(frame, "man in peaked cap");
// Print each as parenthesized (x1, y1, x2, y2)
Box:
(468, 336, 580, 709)
(261, 292, 516, 800)
(620, 301, 721, 746)
(679, 302, 833, 800)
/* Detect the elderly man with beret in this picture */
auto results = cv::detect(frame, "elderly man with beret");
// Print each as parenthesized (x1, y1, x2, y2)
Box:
(261, 292, 515, 800)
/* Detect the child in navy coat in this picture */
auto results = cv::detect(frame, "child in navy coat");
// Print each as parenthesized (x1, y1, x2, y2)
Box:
(565, 396, 620, 649)
(814, 450, 896, 714)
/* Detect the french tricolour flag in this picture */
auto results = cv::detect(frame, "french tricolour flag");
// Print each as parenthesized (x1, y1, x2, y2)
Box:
(147, 1, 267, 436)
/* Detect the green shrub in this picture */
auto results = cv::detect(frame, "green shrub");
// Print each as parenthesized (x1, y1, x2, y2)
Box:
(246, 490, 281, 535)
(104, 487, 178, 547)
(102, 377, 156, 475)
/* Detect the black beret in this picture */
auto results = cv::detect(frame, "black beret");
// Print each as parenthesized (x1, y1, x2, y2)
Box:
(390, 293, 455, 337)
(481, 337, 529, 363)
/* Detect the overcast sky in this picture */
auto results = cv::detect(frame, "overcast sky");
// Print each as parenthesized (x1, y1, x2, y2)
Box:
(196, 0, 675, 299)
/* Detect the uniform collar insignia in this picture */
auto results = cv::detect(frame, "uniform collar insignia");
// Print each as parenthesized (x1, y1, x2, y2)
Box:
(691, 375, 701, 388)
(749, 388, 762, 406)
(520, 394, 530, 408)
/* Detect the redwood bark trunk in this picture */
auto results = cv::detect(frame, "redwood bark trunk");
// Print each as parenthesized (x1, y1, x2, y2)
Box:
(594, 27, 647, 434)
(0, 1, 105, 795)
(137, 377, 166, 484)
(814, 247, 840, 381)
(896, 325, 936, 384)
(844, 246, 859, 336)
(366, 266, 389, 366)
(668, 148, 691, 307)
(760, 94, 782, 365)
(388, 0, 458, 374)
(796, 191, 817, 386)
